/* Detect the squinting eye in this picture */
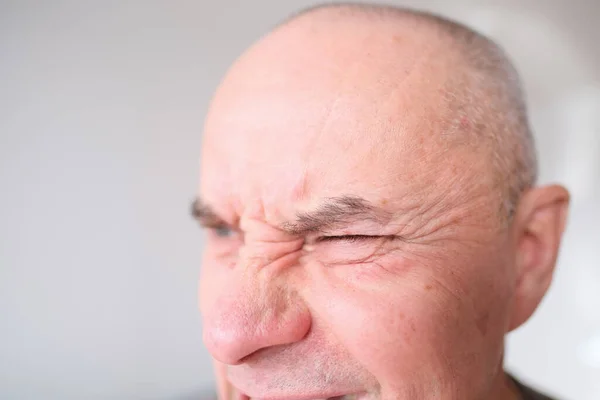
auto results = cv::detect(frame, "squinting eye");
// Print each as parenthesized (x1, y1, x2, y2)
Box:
(211, 225, 235, 238)
(318, 235, 379, 243)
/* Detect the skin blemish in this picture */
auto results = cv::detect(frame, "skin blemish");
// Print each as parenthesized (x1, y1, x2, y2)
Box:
(290, 169, 310, 201)
(424, 284, 433, 291)
(460, 116, 470, 129)
(410, 321, 417, 333)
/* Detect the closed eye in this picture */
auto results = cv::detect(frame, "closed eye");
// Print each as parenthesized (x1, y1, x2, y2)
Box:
(212, 225, 234, 237)
(317, 234, 382, 243)
(205, 224, 238, 239)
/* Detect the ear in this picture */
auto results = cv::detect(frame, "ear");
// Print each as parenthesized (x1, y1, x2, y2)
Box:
(508, 184, 570, 331)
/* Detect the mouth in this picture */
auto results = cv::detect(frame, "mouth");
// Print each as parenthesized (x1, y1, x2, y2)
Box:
(231, 388, 364, 400)
(238, 396, 362, 400)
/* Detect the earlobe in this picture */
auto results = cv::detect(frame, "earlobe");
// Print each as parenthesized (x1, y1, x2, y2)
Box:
(508, 185, 570, 331)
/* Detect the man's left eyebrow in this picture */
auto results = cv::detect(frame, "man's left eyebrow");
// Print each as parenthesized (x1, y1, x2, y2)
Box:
(190, 198, 226, 227)
(280, 195, 391, 235)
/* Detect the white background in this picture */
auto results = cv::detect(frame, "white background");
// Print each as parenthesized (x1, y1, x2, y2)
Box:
(1, 1, 598, 399)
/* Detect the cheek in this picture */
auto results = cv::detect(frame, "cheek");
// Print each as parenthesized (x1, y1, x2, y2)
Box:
(307, 254, 506, 394)
(319, 284, 459, 381)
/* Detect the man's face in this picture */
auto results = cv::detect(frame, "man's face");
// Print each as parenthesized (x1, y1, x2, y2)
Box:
(198, 21, 518, 400)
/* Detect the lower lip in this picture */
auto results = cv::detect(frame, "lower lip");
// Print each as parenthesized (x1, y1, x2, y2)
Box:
(236, 394, 363, 400)
(231, 382, 365, 400)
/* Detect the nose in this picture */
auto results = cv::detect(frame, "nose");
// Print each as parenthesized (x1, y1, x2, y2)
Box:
(202, 263, 311, 365)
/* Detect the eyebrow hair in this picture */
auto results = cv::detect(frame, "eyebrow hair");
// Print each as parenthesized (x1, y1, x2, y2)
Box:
(190, 198, 228, 227)
(190, 195, 391, 234)
(281, 195, 391, 235)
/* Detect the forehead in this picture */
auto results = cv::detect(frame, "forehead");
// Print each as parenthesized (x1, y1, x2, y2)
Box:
(199, 22, 483, 221)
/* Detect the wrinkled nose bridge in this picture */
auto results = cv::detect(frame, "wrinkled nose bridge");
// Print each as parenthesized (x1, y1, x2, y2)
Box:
(238, 236, 305, 274)
(202, 239, 310, 365)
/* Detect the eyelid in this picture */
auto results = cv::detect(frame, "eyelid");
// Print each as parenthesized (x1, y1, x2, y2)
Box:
(205, 224, 244, 241)
(199, 221, 236, 234)
(317, 234, 381, 242)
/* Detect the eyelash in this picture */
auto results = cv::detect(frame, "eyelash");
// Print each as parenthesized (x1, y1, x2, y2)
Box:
(318, 235, 380, 243)
(206, 228, 383, 244)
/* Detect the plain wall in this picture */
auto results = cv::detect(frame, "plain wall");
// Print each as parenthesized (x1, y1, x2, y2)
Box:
(1, 1, 598, 399)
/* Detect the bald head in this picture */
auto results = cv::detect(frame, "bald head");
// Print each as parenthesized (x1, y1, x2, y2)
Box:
(203, 4, 538, 225)
(279, 3, 538, 218)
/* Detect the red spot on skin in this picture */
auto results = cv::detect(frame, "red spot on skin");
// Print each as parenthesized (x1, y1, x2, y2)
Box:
(290, 171, 309, 201)
(460, 116, 470, 129)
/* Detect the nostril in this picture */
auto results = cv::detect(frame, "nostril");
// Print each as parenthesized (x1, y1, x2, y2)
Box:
(202, 278, 312, 365)
(236, 391, 250, 400)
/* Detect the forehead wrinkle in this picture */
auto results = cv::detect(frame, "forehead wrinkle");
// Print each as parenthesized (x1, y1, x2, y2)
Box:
(289, 163, 311, 202)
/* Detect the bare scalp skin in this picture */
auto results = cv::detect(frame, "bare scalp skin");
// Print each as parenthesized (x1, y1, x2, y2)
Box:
(197, 4, 569, 400)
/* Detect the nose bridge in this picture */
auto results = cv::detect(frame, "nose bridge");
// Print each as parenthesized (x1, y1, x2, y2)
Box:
(240, 233, 304, 274)
(203, 243, 311, 365)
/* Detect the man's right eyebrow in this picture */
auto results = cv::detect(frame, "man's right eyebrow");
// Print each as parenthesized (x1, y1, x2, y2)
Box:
(190, 198, 227, 227)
